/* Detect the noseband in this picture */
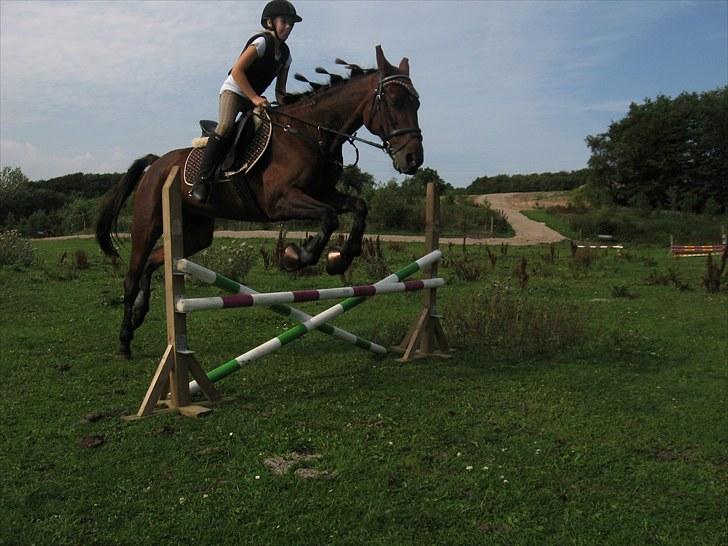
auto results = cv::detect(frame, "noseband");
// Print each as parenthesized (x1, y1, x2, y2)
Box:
(370, 74, 422, 156)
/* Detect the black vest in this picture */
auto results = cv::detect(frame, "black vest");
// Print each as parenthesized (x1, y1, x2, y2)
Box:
(230, 32, 290, 95)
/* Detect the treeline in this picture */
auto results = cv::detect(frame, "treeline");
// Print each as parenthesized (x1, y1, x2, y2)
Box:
(0, 165, 510, 237)
(586, 87, 727, 214)
(465, 169, 588, 194)
(0, 168, 122, 236)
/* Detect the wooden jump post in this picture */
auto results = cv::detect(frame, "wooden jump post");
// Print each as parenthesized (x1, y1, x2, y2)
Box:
(129, 166, 221, 419)
(128, 168, 450, 418)
(393, 178, 451, 360)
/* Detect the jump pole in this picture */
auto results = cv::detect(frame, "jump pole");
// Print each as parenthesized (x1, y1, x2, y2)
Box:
(393, 178, 451, 360)
(176, 258, 387, 354)
(175, 278, 445, 312)
(189, 250, 443, 394)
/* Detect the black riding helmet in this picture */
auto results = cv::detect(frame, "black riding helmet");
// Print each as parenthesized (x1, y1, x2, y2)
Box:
(261, 0, 302, 28)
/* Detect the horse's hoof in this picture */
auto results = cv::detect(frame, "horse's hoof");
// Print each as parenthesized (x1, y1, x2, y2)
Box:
(281, 244, 303, 272)
(325, 246, 349, 275)
(116, 348, 132, 360)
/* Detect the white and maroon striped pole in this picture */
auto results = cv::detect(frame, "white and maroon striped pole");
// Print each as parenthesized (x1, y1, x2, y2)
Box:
(176, 258, 386, 354)
(176, 278, 444, 312)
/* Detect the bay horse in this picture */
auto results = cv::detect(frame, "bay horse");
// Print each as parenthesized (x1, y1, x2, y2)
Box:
(96, 46, 423, 358)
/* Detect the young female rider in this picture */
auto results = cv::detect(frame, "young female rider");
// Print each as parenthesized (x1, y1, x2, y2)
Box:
(190, 0, 302, 202)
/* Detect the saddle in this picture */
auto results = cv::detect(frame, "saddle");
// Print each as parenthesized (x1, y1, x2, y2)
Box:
(183, 109, 272, 188)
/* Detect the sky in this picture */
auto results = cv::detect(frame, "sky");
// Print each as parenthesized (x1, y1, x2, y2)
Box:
(1, 0, 726, 187)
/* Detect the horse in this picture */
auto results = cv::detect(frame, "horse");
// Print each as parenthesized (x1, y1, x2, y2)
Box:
(95, 46, 423, 358)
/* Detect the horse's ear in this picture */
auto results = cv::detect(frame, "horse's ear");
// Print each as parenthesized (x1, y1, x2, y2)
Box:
(375, 45, 395, 71)
(399, 57, 410, 76)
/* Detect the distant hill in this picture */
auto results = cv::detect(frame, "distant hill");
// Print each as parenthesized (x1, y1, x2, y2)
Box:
(33, 172, 122, 199)
(465, 169, 588, 194)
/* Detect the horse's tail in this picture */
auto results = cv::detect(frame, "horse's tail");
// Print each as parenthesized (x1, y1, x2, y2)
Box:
(95, 154, 159, 258)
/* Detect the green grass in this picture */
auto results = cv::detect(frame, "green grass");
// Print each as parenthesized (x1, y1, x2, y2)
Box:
(522, 209, 578, 239)
(522, 207, 726, 245)
(1, 238, 726, 545)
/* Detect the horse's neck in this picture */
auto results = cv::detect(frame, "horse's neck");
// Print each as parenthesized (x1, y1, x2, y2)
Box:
(291, 74, 375, 135)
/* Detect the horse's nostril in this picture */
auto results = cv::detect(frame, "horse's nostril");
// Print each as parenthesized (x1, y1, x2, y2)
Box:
(407, 153, 417, 167)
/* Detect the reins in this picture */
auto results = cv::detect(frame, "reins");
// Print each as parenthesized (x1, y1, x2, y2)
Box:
(264, 107, 387, 149)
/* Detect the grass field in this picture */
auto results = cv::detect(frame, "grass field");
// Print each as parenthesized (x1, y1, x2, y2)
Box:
(521, 207, 726, 244)
(1, 236, 726, 545)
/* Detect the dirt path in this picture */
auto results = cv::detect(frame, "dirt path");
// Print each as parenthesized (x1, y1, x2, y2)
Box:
(468, 191, 569, 245)
(44, 191, 569, 246)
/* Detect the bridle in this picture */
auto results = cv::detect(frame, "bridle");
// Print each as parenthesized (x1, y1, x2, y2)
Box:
(369, 73, 422, 156)
(258, 70, 422, 163)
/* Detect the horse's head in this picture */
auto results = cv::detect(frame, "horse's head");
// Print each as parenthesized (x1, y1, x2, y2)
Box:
(363, 46, 424, 175)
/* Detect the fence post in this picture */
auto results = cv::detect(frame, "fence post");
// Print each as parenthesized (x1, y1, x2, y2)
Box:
(394, 179, 450, 361)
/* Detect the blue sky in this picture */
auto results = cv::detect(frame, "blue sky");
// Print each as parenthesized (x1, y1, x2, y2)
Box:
(1, 0, 726, 187)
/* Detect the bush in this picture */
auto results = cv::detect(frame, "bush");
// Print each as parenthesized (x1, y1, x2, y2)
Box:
(450, 254, 488, 282)
(0, 230, 34, 266)
(195, 241, 256, 282)
(644, 267, 691, 291)
(443, 283, 587, 359)
(569, 248, 597, 276)
(567, 207, 641, 240)
(611, 284, 637, 299)
(440, 199, 510, 236)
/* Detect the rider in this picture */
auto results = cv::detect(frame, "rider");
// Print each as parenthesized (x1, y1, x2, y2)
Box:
(189, 0, 302, 203)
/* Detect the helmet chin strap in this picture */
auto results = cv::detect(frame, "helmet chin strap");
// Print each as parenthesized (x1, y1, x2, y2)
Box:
(263, 19, 283, 41)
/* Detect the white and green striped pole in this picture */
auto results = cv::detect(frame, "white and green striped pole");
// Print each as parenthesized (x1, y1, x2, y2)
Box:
(176, 258, 386, 354)
(189, 250, 442, 394)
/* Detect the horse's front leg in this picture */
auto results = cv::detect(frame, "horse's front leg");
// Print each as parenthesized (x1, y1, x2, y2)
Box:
(269, 190, 339, 271)
(319, 191, 368, 275)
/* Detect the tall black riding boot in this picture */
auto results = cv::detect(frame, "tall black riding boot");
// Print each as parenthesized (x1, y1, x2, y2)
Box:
(189, 133, 225, 203)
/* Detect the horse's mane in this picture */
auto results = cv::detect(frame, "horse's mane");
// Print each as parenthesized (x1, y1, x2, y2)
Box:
(280, 64, 378, 107)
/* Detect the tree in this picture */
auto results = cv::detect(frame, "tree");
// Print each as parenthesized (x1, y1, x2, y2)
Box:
(338, 165, 375, 194)
(0, 167, 31, 225)
(465, 169, 588, 194)
(0, 166, 29, 190)
(405, 167, 451, 190)
(586, 87, 727, 213)
(0, 166, 29, 206)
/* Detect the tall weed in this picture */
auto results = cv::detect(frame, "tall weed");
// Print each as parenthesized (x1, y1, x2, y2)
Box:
(703, 250, 727, 293)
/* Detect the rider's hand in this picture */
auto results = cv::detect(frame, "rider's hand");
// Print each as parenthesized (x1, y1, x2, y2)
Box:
(252, 95, 269, 108)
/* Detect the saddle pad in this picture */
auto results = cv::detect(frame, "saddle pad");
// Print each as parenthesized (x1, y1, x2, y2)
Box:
(183, 110, 272, 186)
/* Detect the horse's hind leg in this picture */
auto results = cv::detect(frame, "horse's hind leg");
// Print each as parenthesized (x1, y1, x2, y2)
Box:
(130, 214, 215, 330)
(119, 232, 159, 358)
(130, 249, 163, 331)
